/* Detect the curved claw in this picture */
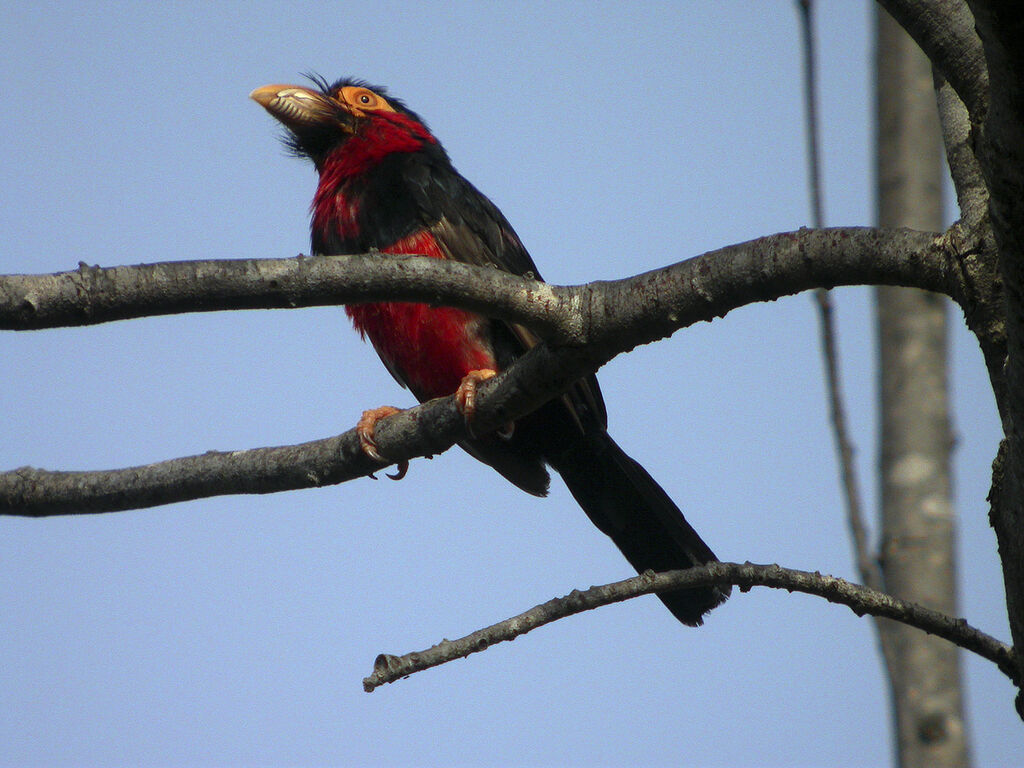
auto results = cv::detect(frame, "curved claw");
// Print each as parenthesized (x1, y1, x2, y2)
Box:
(357, 406, 409, 481)
(386, 461, 409, 481)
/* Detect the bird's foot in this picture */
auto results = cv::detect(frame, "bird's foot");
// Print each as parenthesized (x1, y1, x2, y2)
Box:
(356, 405, 409, 480)
(455, 369, 514, 439)
(454, 369, 498, 423)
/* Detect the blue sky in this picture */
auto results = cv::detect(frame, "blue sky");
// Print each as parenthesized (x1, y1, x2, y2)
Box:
(1, 1, 1018, 765)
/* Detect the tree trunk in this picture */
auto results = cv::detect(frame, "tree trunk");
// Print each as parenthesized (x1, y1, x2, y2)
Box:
(875, 9, 969, 767)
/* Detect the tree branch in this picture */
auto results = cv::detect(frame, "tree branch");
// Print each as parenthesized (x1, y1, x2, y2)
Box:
(934, 70, 988, 226)
(0, 254, 567, 337)
(876, 0, 988, 120)
(966, 0, 1024, 715)
(2, 228, 960, 337)
(362, 561, 1017, 692)
(798, 0, 883, 600)
(1, 414, 435, 516)
(934, 70, 1008, 423)
(2, 228, 970, 516)
(0, 338, 616, 515)
(800, 6, 907, 710)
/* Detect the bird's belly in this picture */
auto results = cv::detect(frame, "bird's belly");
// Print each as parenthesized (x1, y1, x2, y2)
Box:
(346, 302, 496, 400)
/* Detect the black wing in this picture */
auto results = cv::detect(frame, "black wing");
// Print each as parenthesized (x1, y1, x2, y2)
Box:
(404, 153, 608, 431)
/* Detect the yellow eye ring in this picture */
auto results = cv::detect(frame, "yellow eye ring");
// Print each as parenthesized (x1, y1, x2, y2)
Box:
(337, 85, 397, 114)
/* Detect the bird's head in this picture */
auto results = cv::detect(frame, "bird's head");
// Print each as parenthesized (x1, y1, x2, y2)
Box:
(250, 76, 438, 173)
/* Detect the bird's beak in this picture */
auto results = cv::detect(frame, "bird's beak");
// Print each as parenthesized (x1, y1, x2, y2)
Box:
(250, 84, 348, 132)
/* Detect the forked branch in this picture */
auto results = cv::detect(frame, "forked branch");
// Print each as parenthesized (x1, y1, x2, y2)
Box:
(1, 227, 965, 515)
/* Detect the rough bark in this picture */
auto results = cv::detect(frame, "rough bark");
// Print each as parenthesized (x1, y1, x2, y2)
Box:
(364, 562, 1014, 692)
(876, 0, 987, 120)
(966, 0, 1024, 715)
(0, 228, 955, 333)
(1, 228, 954, 516)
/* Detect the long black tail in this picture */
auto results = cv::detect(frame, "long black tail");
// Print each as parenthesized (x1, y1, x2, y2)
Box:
(550, 430, 729, 626)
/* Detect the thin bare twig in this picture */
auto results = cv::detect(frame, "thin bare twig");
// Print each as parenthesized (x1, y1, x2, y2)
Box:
(798, 0, 825, 230)
(797, 1, 885, 594)
(798, 0, 903, 711)
(363, 561, 1016, 691)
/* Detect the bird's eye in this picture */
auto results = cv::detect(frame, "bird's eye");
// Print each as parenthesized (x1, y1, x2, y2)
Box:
(342, 87, 379, 108)
(338, 85, 395, 113)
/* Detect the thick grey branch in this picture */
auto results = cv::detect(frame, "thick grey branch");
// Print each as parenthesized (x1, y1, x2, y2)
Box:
(2, 228, 960, 338)
(0, 255, 566, 337)
(2, 227, 971, 516)
(935, 71, 1007, 422)
(0, 337, 605, 516)
(877, 0, 988, 120)
(969, 0, 1024, 715)
(934, 71, 988, 225)
(363, 561, 1017, 691)
(0, 390, 476, 516)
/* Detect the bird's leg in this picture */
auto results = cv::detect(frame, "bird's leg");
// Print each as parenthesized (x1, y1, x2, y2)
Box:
(356, 406, 409, 480)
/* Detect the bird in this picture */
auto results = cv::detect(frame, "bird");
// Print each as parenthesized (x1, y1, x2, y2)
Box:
(251, 76, 729, 625)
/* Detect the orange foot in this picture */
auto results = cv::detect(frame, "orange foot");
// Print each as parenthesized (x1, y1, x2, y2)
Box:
(356, 405, 409, 480)
(454, 369, 514, 439)
(454, 368, 498, 423)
